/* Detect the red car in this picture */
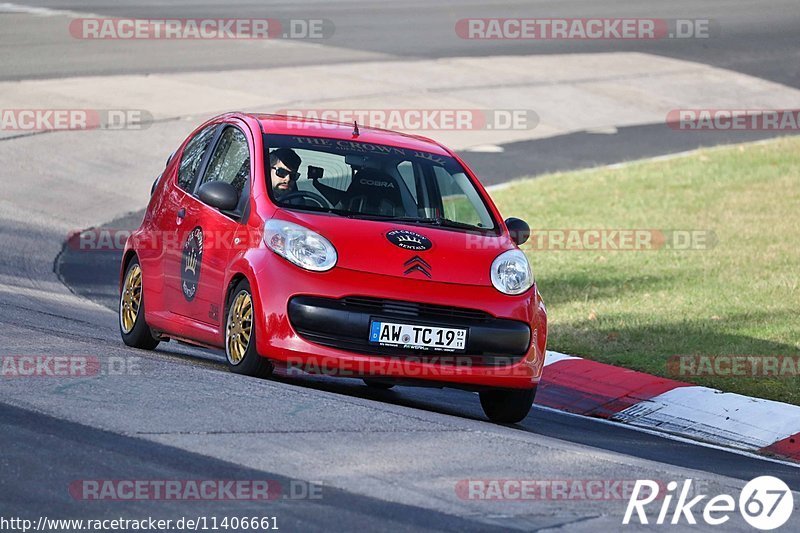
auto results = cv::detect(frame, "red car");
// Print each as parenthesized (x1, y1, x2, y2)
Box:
(119, 113, 547, 423)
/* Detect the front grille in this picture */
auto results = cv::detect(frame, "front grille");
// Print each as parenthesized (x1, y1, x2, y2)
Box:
(341, 296, 493, 322)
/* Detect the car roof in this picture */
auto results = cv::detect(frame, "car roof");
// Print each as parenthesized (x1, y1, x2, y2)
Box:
(249, 113, 452, 156)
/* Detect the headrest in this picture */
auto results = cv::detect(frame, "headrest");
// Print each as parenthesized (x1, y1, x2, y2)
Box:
(347, 167, 400, 195)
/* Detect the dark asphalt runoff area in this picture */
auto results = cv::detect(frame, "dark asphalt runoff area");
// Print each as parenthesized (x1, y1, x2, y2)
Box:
(3, 0, 799, 89)
(2, 0, 799, 179)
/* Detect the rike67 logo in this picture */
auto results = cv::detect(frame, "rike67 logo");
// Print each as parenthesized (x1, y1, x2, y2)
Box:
(624, 476, 793, 530)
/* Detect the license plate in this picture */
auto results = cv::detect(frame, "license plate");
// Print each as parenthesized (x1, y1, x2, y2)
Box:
(369, 321, 467, 352)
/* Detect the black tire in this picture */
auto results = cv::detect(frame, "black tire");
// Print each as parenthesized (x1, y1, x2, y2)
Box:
(479, 387, 536, 424)
(225, 279, 273, 378)
(119, 257, 160, 350)
(363, 378, 395, 390)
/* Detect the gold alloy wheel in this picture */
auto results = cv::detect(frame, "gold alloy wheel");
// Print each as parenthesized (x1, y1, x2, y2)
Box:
(226, 290, 253, 365)
(120, 264, 142, 334)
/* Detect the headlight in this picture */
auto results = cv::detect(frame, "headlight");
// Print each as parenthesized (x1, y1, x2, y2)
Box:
(491, 249, 533, 295)
(264, 219, 337, 272)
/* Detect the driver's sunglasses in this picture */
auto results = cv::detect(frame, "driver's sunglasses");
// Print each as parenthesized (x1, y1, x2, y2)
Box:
(272, 166, 300, 181)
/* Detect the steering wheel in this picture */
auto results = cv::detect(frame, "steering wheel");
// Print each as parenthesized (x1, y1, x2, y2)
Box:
(279, 190, 333, 209)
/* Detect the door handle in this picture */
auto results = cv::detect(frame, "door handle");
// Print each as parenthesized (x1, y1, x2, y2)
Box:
(177, 208, 186, 219)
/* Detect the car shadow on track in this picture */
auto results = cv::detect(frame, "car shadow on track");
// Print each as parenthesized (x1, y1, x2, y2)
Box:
(266, 368, 800, 488)
(151, 342, 800, 489)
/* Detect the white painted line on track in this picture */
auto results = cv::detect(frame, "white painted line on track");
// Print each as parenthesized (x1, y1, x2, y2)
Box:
(604, 136, 793, 169)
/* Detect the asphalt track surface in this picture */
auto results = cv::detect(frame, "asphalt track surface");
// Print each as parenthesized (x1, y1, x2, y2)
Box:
(2, 1, 800, 531)
(2, 0, 799, 178)
(3, 0, 799, 89)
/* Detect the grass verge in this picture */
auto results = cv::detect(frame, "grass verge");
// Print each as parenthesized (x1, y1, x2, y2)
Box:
(491, 137, 800, 404)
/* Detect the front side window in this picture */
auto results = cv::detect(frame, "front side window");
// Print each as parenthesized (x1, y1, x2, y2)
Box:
(177, 125, 216, 191)
(198, 127, 250, 196)
(432, 166, 490, 228)
(264, 135, 496, 232)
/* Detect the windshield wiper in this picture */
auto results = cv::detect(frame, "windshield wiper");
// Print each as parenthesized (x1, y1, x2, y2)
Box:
(415, 217, 484, 231)
(320, 212, 407, 221)
(346, 213, 483, 230)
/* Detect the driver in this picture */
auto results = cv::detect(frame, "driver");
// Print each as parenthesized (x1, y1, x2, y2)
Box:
(269, 148, 302, 199)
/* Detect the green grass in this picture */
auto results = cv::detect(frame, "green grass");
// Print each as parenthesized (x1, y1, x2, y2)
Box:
(490, 137, 800, 404)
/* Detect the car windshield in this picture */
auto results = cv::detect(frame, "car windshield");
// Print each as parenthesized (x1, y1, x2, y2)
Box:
(264, 134, 496, 231)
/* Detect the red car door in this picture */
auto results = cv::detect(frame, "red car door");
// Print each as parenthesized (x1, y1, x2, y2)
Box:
(178, 124, 252, 332)
(159, 124, 219, 323)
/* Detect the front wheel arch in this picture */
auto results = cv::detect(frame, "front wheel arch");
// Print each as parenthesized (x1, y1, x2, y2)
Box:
(119, 255, 160, 351)
(120, 250, 138, 291)
(223, 273, 249, 328)
(224, 277, 273, 378)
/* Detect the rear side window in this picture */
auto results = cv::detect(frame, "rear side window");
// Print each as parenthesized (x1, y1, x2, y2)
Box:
(177, 125, 216, 191)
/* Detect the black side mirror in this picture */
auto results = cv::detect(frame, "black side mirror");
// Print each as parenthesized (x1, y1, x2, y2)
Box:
(150, 173, 162, 196)
(505, 217, 530, 246)
(198, 181, 239, 212)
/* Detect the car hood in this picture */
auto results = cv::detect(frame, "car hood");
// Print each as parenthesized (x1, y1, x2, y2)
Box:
(274, 210, 515, 286)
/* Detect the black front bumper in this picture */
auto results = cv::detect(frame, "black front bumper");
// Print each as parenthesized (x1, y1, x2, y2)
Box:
(287, 295, 531, 366)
